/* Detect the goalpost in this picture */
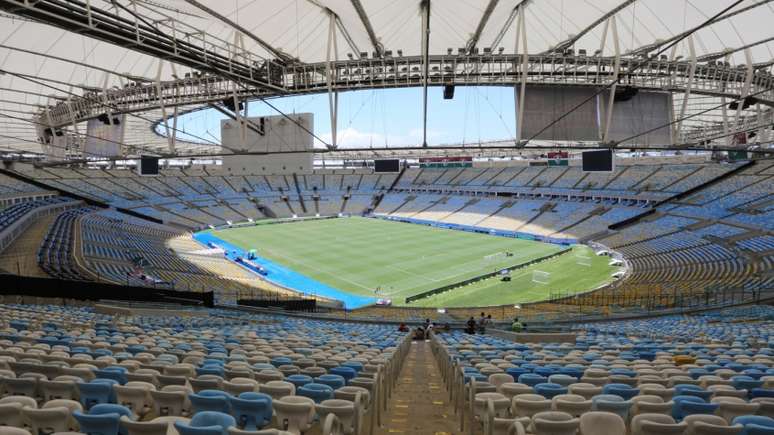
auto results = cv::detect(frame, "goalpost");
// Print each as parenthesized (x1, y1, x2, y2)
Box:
(532, 270, 551, 285)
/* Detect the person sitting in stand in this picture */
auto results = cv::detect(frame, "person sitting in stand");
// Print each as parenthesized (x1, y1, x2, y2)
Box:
(511, 317, 524, 332)
(398, 323, 409, 332)
(466, 317, 476, 334)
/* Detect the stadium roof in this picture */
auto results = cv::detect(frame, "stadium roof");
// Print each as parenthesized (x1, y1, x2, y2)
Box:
(1, 0, 773, 158)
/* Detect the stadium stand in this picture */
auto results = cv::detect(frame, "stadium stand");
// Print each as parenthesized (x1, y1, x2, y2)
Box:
(0, 302, 410, 435)
(0, 299, 769, 434)
(0, 158, 768, 321)
(435, 303, 774, 435)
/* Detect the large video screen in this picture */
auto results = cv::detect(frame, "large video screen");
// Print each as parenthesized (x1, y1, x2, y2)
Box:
(139, 156, 159, 176)
(374, 159, 400, 173)
(582, 150, 614, 172)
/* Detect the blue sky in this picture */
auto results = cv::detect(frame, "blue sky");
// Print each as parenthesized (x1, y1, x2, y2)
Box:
(176, 86, 518, 148)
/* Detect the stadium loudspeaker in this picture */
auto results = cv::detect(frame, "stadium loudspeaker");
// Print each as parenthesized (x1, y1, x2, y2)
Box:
(222, 98, 245, 112)
(728, 96, 759, 110)
(613, 86, 638, 102)
(443, 85, 455, 100)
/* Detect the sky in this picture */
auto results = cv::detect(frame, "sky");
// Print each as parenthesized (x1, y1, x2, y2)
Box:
(174, 86, 518, 148)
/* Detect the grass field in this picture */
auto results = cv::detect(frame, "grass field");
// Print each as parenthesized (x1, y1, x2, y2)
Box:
(207, 217, 618, 307)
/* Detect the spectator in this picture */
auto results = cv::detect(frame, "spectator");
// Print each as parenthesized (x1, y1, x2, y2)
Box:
(442, 323, 451, 332)
(511, 317, 523, 332)
(398, 323, 409, 332)
(466, 317, 476, 334)
(478, 312, 489, 334)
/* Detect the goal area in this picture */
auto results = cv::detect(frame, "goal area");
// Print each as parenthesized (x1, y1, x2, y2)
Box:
(532, 270, 551, 285)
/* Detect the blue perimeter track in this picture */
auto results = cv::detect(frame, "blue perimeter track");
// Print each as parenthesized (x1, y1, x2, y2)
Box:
(193, 231, 378, 309)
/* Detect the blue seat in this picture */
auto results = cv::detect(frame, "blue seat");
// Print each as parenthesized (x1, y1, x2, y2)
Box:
(197, 366, 225, 377)
(95, 367, 128, 385)
(78, 380, 119, 409)
(505, 367, 529, 379)
(518, 373, 548, 387)
(73, 404, 133, 435)
(534, 383, 567, 399)
(229, 392, 272, 430)
(329, 366, 357, 383)
(286, 374, 313, 388)
(533, 367, 556, 377)
(175, 411, 236, 435)
(558, 367, 584, 379)
(674, 384, 713, 401)
(297, 383, 334, 403)
(672, 395, 717, 421)
(341, 361, 363, 373)
(733, 376, 765, 392)
(270, 357, 292, 368)
(752, 389, 774, 399)
(733, 415, 774, 435)
(315, 374, 346, 390)
(603, 384, 640, 400)
(189, 390, 232, 414)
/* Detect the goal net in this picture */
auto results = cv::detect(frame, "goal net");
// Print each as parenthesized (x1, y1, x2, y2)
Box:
(532, 270, 551, 285)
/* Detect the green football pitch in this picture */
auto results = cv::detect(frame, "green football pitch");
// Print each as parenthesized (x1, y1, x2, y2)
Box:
(206, 217, 618, 307)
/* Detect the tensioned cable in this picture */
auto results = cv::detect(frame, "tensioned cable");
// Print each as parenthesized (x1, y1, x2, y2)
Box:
(0, 68, 223, 150)
(522, 0, 748, 147)
(0, 111, 176, 157)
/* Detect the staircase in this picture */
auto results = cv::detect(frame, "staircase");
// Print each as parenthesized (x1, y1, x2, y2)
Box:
(473, 200, 514, 226)
(292, 174, 307, 214)
(370, 164, 408, 211)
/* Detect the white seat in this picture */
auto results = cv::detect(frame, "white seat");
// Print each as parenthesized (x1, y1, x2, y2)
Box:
(22, 406, 71, 435)
(120, 415, 185, 435)
(552, 394, 592, 417)
(632, 395, 673, 416)
(752, 398, 774, 418)
(223, 378, 258, 396)
(316, 399, 357, 435)
(228, 428, 294, 435)
(150, 389, 187, 417)
(511, 393, 552, 419)
(273, 395, 316, 435)
(498, 383, 534, 400)
(568, 383, 602, 400)
(631, 413, 686, 435)
(579, 411, 626, 435)
(489, 374, 515, 389)
(151, 416, 191, 435)
(39, 379, 79, 401)
(532, 411, 579, 435)
(492, 417, 529, 435)
(115, 383, 155, 418)
(0, 427, 32, 435)
(259, 381, 295, 400)
(711, 397, 760, 424)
